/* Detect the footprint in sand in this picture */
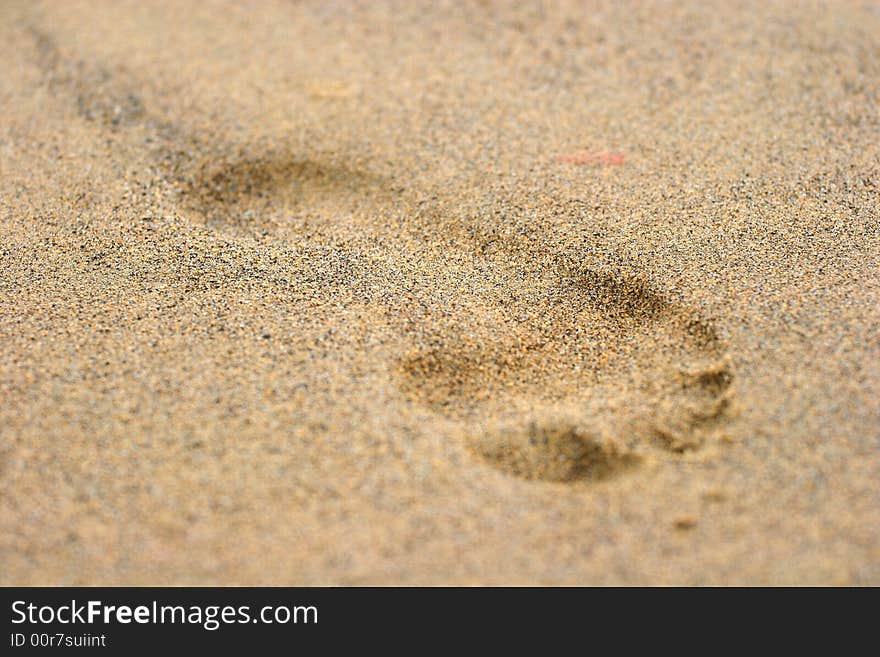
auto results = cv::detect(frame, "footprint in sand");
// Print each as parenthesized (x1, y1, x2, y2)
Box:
(398, 268, 734, 483)
(30, 26, 734, 485)
(168, 134, 734, 486)
(173, 143, 735, 485)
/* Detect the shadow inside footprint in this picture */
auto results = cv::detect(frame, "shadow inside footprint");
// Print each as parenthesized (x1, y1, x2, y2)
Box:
(474, 411, 642, 482)
(399, 267, 735, 483)
(178, 153, 387, 231)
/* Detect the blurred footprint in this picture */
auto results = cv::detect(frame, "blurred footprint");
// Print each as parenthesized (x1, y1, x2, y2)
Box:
(177, 153, 388, 234)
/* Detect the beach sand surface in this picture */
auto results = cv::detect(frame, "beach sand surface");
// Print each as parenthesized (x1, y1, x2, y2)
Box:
(1, 0, 878, 584)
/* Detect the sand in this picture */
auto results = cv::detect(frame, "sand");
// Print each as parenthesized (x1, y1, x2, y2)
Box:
(1, 0, 878, 585)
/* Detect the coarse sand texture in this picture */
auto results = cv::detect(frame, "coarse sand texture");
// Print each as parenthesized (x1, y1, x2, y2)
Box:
(1, 1, 878, 584)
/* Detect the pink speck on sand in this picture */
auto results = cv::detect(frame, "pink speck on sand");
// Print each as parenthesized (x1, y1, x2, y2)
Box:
(554, 150, 625, 166)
